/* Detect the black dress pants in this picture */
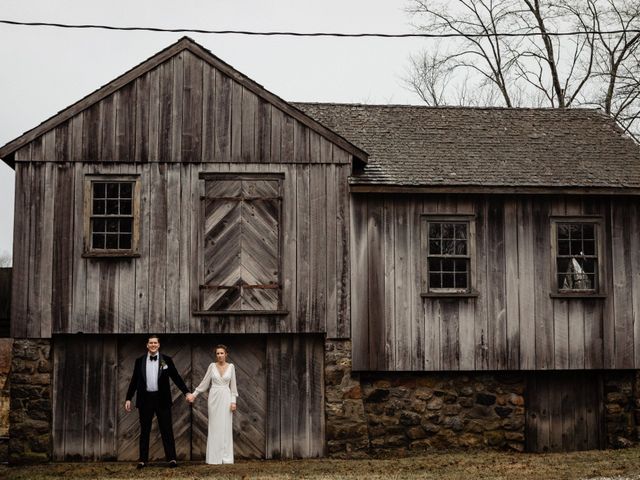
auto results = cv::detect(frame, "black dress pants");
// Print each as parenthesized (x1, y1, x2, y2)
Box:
(138, 392, 177, 462)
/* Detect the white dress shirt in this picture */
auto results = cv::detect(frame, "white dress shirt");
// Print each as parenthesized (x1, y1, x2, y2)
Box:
(145, 353, 160, 392)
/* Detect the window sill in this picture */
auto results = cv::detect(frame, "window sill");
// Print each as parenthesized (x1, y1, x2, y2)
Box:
(192, 310, 289, 316)
(82, 251, 140, 259)
(421, 291, 479, 298)
(549, 293, 607, 299)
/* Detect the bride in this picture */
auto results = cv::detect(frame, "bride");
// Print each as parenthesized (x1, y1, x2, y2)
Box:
(190, 344, 238, 464)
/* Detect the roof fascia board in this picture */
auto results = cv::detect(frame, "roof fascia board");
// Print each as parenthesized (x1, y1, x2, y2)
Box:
(349, 184, 640, 195)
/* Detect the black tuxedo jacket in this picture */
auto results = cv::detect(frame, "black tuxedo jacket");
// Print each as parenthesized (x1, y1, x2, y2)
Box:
(126, 353, 189, 409)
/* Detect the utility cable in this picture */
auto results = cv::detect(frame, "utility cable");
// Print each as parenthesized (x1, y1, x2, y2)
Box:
(1, 19, 639, 38)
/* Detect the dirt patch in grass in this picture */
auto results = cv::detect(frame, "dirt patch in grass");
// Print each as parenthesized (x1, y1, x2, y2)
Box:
(2, 448, 640, 480)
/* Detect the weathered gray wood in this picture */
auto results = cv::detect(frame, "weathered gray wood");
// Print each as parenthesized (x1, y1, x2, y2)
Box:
(382, 198, 396, 369)
(258, 99, 271, 163)
(309, 166, 327, 332)
(116, 83, 135, 161)
(350, 196, 369, 370)
(335, 162, 351, 339)
(325, 163, 338, 338)
(534, 200, 554, 369)
(134, 72, 150, 163)
(214, 71, 232, 163)
(165, 166, 181, 330)
(27, 163, 44, 337)
(474, 201, 490, 370)
(394, 197, 413, 370)
(602, 201, 616, 368)
(266, 336, 281, 458)
(504, 199, 520, 369)
(158, 58, 174, 162)
(231, 81, 243, 162)
(178, 166, 192, 332)
(182, 51, 203, 163)
(367, 197, 384, 370)
(100, 93, 115, 162)
(241, 87, 257, 163)
(171, 52, 184, 163)
(518, 199, 536, 370)
(612, 199, 635, 368)
(148, 66, 160, 162)
(296, 165, 311, 329)
(149, 163, 167, 332)
(11, 163, 30, 337)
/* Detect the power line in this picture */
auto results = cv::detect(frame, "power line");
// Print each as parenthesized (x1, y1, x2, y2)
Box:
(1, 19, 639, 38)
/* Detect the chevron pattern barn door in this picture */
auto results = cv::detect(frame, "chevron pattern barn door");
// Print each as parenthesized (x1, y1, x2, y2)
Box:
(200, 176, 281, 311)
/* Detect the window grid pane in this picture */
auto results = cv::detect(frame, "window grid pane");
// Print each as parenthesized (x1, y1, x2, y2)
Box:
(556, 222, 598, 291)
(90, 181, 135, 251)
(427, 221, 470, 291)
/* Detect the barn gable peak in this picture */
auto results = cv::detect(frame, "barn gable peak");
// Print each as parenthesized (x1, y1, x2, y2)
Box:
(0, 36, 367, 166)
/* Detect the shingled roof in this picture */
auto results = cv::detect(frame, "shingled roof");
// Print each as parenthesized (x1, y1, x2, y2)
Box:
(294, 103, 640, 191)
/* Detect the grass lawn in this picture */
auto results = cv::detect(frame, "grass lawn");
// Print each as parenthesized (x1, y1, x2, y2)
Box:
(2, 448, 640, 480)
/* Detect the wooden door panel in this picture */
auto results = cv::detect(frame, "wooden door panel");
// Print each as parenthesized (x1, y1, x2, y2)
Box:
(191, 336, 267, 460)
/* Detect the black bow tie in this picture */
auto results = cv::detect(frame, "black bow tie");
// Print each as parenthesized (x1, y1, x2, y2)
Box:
(150, 355, 158, 361)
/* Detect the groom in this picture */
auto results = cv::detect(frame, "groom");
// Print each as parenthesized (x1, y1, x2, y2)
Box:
(124, 335, 193, 468)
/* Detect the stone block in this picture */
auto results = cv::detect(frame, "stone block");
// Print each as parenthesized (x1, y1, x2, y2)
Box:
(426, 397, 443, 411)
(344, 385, 362, 400)
(406, 426, 427, 440)
(476, 393, 497, 406)
(484, 430, 505, 446)
(325, 366, 345, 386)
(366, 389, 389, 403)
(399, 411, 422, 426)
(495, 406, 513, 418)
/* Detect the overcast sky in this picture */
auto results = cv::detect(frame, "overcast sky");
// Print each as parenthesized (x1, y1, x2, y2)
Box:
(0, 1, 427, 260)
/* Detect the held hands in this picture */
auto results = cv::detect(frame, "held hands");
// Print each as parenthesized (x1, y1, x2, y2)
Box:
(230, 402, 237, 412)
(185, 393, 195, 404)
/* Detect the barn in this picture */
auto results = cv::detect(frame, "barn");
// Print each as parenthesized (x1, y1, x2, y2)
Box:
(1, 37, 640, 462)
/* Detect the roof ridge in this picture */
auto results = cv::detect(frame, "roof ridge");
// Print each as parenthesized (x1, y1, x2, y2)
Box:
(293, 101, 604, 113)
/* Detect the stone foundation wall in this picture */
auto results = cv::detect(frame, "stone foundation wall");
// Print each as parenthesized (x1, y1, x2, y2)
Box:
(324, 340, 525, 456)
(604, 371, 638, 448)
(361, 372, 525, 453)
(9, 339, 52, 464)
(325, 340, 640, 456)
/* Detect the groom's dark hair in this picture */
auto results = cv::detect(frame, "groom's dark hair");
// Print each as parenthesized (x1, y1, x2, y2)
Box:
(147, 334, 160, 342)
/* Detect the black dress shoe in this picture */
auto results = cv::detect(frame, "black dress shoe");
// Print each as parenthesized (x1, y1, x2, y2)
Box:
(168, 460, 178, 468)
(136, 462, 146, 469)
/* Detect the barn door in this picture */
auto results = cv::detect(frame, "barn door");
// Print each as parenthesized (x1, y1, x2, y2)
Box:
(525, 371, 604, 452)
(191, 336, 267, 459)
(116, 336, 192, 461)
(199, 174, 282, 312)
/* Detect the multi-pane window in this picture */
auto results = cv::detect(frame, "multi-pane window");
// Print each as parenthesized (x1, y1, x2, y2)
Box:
(426, 220, 471, 292)
(85, 177, 139, 255)
(555, 222, 598, 292)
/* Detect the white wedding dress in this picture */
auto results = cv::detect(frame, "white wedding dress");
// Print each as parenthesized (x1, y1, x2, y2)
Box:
(193, 363, 239, 464)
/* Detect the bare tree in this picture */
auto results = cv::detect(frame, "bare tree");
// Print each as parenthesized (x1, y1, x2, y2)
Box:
(406, 0, 640, 134)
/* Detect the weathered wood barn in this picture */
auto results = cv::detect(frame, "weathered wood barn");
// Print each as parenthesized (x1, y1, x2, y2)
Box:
(2, 37, 640, 461)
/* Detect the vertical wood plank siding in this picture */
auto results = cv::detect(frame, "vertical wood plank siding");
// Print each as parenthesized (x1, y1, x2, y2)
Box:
(12, 163, 349, 337)
(11, 50, 352, 338)
(350, 195, 640, 371)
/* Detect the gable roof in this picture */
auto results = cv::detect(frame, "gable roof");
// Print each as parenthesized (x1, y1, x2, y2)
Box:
(0, 37, 368, 166)
(295, 103, 640, 192)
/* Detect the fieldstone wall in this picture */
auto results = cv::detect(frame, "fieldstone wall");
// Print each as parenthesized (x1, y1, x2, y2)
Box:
(324, 340, 525, 456)
(324, 340, 370, 457)
(0, 338, 12, 463)
(9, 339, 52, 464)
(604, 371, 638, 448)
(361, 372, 525, 453)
